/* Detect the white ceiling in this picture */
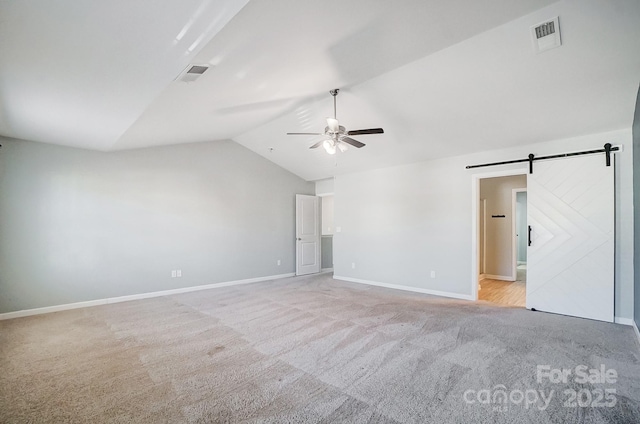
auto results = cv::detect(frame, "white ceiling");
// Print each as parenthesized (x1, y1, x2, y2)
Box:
(0, 0, 249, 151)
(1, 0, 639, 181)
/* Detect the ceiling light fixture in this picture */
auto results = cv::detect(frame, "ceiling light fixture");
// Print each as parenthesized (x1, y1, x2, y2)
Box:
(323, 139, 336, 155)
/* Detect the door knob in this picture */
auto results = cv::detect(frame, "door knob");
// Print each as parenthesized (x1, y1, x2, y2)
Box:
(297, 238, 301, 241)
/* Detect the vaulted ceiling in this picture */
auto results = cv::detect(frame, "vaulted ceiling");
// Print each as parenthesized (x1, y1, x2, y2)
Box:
(1, 0, 639, 180)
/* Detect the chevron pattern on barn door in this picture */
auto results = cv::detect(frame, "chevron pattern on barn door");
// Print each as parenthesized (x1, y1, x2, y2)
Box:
(526, 154, 614, 322)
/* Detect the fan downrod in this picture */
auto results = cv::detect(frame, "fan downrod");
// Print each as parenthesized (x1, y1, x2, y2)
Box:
(329, 89, 339, 119)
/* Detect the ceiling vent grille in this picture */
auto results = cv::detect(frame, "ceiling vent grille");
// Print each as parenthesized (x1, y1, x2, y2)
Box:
(176, 64, 210, 83)
(535, 21, 555, 39)
(531, 16, 561, 54)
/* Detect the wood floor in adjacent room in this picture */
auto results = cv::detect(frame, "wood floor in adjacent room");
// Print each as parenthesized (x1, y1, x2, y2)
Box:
(1, 273, 639, 423)
(478, 279, 526, 307)
(478, 265, 527, 308)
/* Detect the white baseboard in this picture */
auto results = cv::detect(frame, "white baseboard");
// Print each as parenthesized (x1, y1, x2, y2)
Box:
(483, 274, 515, 282)
(334, 275, 474, 301)
(0, 299, 109, 320)
(0, 273, 295, 321)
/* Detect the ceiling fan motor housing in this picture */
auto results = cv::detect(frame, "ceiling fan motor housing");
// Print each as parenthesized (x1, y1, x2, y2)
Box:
(325, 125, 346, 139)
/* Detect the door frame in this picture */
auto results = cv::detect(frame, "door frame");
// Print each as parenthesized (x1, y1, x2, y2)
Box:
(470, 168, 527, 300)
(511, 188, 527, 281)
(317, 193, 335, 272)
(479, 199, 487, 275)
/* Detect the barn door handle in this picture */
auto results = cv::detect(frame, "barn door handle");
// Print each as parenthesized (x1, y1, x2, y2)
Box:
(296, 238, 301, 241)
(528, 226, 532, 246)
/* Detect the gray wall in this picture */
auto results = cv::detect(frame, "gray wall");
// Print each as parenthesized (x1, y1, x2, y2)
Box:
(334, 128, 634, 320)
(480, 175, 526, 278)
(321, 237, 333, 269)
(0, 138, 314, 313)
(634, 85, 640, 328)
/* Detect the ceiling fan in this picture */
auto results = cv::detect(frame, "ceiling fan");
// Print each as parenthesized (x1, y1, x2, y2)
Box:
(286, 89, 384, 154)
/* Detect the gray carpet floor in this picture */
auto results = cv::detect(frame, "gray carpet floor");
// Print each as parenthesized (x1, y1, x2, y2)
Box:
(1, 273, 639, 423)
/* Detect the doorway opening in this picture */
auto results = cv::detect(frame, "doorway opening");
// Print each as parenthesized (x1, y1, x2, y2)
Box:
(319, 194, 334, 271)
(473, 171, 527, 307)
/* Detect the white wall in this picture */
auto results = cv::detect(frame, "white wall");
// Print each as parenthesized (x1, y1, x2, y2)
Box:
(480, 175, 526, 278)
(321, 195, 334, 235)
(315, 178, 334, 196)
(334, 129, 634, 320)
(0, 137, 314, 314)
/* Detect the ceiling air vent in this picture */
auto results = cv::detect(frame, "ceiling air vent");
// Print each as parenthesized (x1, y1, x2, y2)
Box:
(176, 64, 210, 83)
(530, 16, 561, 54)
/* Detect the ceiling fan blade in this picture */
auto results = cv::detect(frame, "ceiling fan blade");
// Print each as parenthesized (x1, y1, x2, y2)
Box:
(340, 136, 365, 148)
(347, 128, 384, 136)
(326, 118, 339, 132)
(309, 140, 325, 149)
(287, 132, 323, 135)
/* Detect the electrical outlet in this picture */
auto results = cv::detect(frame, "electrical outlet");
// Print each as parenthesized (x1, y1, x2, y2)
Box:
(352, 262, 356, 269)
(430, 270, 436, 279)
(277, 259, 281, 266)
(171, 270, 177, 278)
(177, 270, 182, 277)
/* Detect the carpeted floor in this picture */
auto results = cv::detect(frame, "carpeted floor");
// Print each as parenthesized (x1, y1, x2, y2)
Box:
(1, 273, 639, 423)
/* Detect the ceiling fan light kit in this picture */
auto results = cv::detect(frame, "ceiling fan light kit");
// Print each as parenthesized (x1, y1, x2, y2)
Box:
(287, 89, 384, 154)
(323, 139, 336, 154)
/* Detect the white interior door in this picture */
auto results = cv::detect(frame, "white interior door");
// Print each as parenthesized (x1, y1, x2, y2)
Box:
(296, 194, 320, 276)
(526, 155, 614, 322)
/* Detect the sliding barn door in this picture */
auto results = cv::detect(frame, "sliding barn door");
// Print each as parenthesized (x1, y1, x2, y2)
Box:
(295, 194, 321, 276)
(526, 155, 614, 322)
